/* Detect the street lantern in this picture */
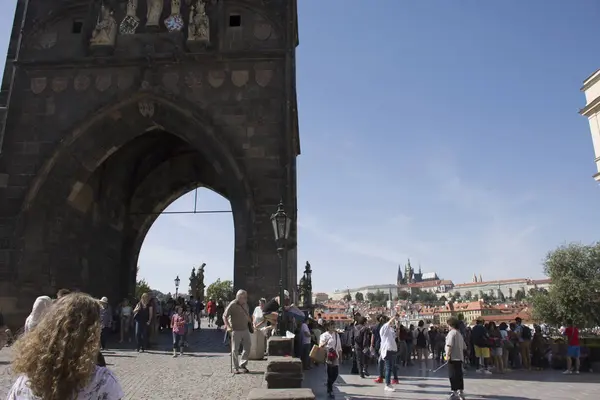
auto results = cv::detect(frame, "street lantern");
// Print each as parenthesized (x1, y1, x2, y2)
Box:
(271, 201, 292, 336)
(174, 275, 181, 298)
(271, 201, 291, 249)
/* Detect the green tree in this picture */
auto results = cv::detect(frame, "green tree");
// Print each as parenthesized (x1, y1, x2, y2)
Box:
(498, 290, 506, 302)
(355, 292, 364, 302)
(135, 278, 152, 299)
(453, 291, 461, 300)
(464, 291, 472, 301)
(439, 296, 448, 303)
(398, 290, 410, 300)
(366, 292, 375, 302)
(343, 293, 352, 302)
(531, 243, 600, 327)
(206, 279, 234, 302)
(514, 289, 526, 302)
(472, 294, 479, 301)
(478, 290, 485, 299)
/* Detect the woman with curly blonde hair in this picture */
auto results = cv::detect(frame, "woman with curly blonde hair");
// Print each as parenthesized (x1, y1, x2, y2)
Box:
(7, 292, 123, 400)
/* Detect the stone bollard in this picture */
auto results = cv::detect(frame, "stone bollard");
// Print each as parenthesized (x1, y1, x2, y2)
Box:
(265, 356, 303, 389)
(247, 388, 316, 400)
(267, 336, 294, 357)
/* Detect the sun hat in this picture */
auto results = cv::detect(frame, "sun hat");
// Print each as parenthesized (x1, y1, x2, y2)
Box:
(99, 297, 108, 303)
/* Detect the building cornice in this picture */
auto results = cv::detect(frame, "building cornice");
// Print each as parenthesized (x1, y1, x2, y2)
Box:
(581, 69, 600, 91)
(579, 95, 600, 117)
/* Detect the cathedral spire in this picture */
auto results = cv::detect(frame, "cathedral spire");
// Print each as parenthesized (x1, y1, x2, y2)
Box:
(473, 273, 477, 283)
(397, 264, 403, 285)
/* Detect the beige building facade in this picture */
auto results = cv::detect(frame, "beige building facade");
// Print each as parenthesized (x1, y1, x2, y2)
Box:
(580, 69, 600, 181)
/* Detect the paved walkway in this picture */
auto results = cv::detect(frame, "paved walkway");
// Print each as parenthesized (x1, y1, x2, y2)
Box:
(0, 320, 268, 400)
(303, 361, 600, 400)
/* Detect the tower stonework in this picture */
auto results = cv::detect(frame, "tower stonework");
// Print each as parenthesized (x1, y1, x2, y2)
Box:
(0, 0, 299, 326)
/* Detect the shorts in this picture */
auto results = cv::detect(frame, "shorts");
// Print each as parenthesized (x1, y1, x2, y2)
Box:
(567, 345, 581, 358)
(474, 346, 490, 359)
(491, 347, 502, 357)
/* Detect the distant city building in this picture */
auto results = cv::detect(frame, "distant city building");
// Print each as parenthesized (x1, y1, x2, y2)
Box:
(329, 284, 399, 301)
(313, 292, 329, 304)
(580, 68, 600, 182)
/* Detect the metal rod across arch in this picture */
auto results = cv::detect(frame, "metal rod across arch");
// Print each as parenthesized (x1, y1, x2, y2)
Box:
(127, 188, 232, 216)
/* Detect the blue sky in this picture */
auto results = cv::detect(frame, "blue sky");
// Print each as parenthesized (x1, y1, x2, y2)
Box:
(2, 1, 599, 295)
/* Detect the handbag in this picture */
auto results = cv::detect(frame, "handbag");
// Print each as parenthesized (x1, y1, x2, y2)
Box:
(237, 302, 254, 334)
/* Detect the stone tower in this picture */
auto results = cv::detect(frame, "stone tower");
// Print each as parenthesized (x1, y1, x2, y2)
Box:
(0, 0, 299, 326)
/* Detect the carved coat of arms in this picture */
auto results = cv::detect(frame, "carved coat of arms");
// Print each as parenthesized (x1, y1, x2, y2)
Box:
(231, 70, 249, 87)
(74, 75, 91, 92)
(95, 74, 112, 92)
(254, 68, 273, 87)
(30, 77, 47, 94)
(51, 77, 69, 93)
(208, 70, 225, 88)
(138, 100, 155, 117)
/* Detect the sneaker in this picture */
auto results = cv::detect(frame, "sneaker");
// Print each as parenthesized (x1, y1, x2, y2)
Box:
(374, 377, 383, 384)
(391, 379, 399, 385)
(483, 369, 492, 375)
(447, 393, 458, 400)
(563, 370, 572, 374)
(476, 369, 484, 374)
(575, 370, 580, 374)
(457, 390, 466, 399)
(384, 386, 395, 392)
(240, 366, 249, 374)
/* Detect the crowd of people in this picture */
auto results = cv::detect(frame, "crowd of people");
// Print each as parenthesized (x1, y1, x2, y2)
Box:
(299, 312, 582, 399)
(0, 288, 244, 399)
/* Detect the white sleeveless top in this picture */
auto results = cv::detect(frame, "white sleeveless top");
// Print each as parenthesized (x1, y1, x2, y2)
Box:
(8, 366, 123, 399)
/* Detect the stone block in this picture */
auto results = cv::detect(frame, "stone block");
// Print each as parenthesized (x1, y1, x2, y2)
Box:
(267, 356, 302, 374)
(247, 388, 315, 400)
(268, 336, 294, 357)
(264, 372, 303, 389)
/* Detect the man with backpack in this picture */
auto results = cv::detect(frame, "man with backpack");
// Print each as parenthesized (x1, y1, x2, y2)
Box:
(413, 320, 430, 371)
(515, 317, 532, 370)
(352, 317, 371, 378)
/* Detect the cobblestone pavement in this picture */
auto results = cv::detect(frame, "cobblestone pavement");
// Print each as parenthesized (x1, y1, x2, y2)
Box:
(303, 361, 600, 400)
(0, 319, 268, 400)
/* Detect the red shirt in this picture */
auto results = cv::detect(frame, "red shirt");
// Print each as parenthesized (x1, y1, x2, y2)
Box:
(206, 301, 216, 314)
(564, 326, 579, 346)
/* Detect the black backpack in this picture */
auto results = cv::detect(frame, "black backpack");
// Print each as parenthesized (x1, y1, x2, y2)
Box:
(416, 328, 427, 348)
(521, 325, 532, 340)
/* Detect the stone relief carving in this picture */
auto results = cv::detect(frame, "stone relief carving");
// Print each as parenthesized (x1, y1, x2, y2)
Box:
(253, 22, 272, 41)
(120, 0, 140, 34)
(51, 77, 69, 93)
(90, 4, 117, 47)
(139, 100, 155, 117)
(146, 0, 164, 28)
(36, 32, 58, 49)
(30, 77, 47, 95)
(95, 74, 112, 92)
(165, 0, 185, 32)
(187, 1, 210, 43)
(231, 70, 249, 87)
(207, 70, 225, 88)
(74, 75, 91, 92)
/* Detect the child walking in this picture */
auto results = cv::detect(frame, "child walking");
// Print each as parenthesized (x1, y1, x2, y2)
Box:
(171, 306, 186, 357)
(445, 317, 466, 400)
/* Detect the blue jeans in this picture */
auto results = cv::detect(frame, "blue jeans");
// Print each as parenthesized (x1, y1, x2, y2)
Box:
(173, 332, 183, 352)
(135, 321, 148, 351)
(384, 350, 398, 386)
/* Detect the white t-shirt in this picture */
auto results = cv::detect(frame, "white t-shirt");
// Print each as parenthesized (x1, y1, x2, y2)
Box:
(121, 306, 132, 317)
(252, 306, 264, 326)
(8, 366, 123, 400)
(379, 322, 398, 361)
(301, 322, 312, 345)
(319, 331, 342, 365)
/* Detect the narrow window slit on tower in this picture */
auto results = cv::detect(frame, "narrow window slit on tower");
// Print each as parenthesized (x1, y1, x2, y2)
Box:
(229, 15, 241, 27)
(72, 20, 83, 34)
